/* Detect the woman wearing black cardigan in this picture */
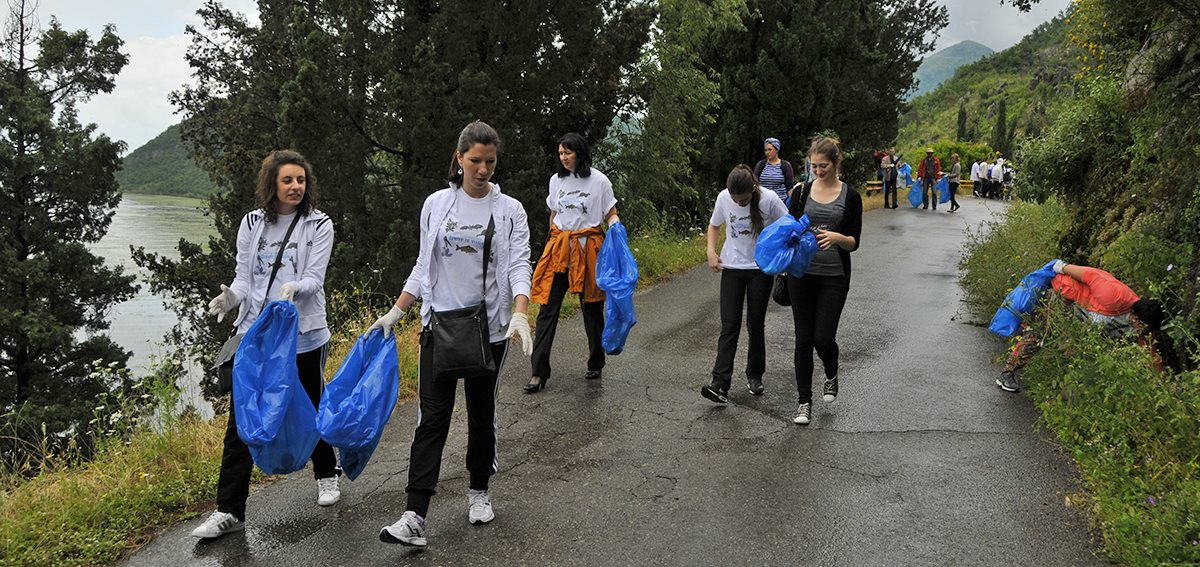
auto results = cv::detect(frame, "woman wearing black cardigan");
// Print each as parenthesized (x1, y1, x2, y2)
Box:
(785, 137, 862, 425)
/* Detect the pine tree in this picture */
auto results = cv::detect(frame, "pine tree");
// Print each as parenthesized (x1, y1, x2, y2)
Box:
(956, 102, 968, 142)
(991, 99, 1008, 156)
(0, 0, 136, 454)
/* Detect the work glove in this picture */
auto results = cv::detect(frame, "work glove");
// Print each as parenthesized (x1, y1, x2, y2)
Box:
(1052, 259, 1066, 274)
(505, 312, 532, 356)
(367, 306, 404, 339)
(279, 281, 300, 302)
(207, 284, 238, 323)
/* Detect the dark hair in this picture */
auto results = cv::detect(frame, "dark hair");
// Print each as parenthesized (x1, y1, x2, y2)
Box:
(447, 120, 501, 186)
(556, 132, 592, 178)
(1132, 299, 1165, 331)
(727, 164, 764, 235)
(255, 149, 317, 223)
(808, 137, 843, 170)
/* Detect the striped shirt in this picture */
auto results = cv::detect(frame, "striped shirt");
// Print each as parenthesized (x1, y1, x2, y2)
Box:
(759, 162, 787, 202)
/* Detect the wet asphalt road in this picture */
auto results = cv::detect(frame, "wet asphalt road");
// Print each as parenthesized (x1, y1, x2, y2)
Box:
(124, 197, 1103, 566)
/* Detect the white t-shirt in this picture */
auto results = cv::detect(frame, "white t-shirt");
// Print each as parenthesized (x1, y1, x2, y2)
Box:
(970, 162, 981, 182)
(548, 169, 618, 231)
(254, 212, 329, 352)
(709, 188, 788, 270)
(430, 189, 503, 340)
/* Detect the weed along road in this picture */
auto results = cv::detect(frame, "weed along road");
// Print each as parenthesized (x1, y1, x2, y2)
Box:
(125, 198, 1103, 566)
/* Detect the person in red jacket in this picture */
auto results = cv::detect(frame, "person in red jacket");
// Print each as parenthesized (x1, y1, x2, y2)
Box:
(997, 261, 1165, 392)
(915, 148, 941, 210)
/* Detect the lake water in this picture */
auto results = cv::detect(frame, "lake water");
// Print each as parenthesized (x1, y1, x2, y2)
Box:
(90, 193, 217, 413)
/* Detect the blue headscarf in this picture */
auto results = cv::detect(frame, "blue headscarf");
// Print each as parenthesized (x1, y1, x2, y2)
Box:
(764, 137, 781, 151)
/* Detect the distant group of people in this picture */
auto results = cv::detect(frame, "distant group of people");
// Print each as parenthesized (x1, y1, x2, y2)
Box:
(971, 155, 1012, 199)
(879, 147, 961, 212)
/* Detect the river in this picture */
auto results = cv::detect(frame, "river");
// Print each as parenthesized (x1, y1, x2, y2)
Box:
(91, 193, 217, 414)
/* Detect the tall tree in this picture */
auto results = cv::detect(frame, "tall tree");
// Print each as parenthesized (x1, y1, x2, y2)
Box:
(137, 0, 654, 398)
(956, 101, 968, 142)
(991, 98, 1008, 155)
(693, 0, 947, 189)
(0, 0, 135, 451)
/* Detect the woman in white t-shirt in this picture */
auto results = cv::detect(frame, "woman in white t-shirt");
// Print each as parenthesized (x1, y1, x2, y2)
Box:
(525, 133, 619, 393)
(700, 164, 788, 403)
(194, 150, 338, 539)
(370, 121, 533, 547)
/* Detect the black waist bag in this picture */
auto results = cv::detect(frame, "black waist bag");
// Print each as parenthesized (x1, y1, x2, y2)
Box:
(426, 214, 496, 381)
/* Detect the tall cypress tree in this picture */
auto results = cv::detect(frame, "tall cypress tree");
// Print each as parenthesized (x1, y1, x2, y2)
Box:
(991, 99, 1008, 155)
(956, 102, 969, 142)
(0, 0, 136, 453)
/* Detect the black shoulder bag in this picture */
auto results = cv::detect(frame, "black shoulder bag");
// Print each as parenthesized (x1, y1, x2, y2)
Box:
(425, 215, 496, 381)
(772, 181, 815, 307)
(213, 212, 302, 394)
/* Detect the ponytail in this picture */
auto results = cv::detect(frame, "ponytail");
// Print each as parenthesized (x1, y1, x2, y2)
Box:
(727, 164, 764, 235)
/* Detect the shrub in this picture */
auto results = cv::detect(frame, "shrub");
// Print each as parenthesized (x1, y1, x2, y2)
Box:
(958, 198, 1068, 318)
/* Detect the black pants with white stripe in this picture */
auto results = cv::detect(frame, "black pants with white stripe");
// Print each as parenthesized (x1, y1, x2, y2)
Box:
(404, 340, 509, 518)
(216, 342, 338, 521)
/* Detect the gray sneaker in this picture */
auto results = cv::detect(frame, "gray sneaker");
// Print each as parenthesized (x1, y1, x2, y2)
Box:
(467, 489, 495, 525)
(190, 511, 244, 539)
(822, 376, 838, 402)
(380, 511, 427, 547)
(793, 402, 812, 425)
(996, 371, 1020, 392)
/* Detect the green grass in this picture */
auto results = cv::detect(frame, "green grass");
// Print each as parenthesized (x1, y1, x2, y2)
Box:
(960, 199, 1200, 564)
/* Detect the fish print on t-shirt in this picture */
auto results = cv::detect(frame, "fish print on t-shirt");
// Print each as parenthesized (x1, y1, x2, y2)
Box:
(727, 212, 752, 238)
(557, 188, 591, 216)
(441, 218, 496, 263)
(255, 237, 299, 277)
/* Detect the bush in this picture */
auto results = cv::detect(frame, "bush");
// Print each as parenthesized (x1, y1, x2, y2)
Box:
(958, 198, 1068, 318)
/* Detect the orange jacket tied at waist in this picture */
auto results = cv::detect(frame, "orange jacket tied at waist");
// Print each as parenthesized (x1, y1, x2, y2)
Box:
(531, 225, 605, 304)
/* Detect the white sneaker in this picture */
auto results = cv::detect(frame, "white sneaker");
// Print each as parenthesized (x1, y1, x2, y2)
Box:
(316, 476, 340, 506)
(793, 402, 812, 425)
(380, 510, 427, 547)
(467, 489, 495, 525)
(190, 511, 244, 538)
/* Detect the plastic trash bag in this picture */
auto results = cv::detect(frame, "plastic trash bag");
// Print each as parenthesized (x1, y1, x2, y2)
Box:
(596, 221, 638, 355)
(233, 300, 321, 475)
(898, 162, 913, 187)
(755, 214, 820, 277)
(938, 177, 951, 204)
(316, 328, 399, 480)
(989, 260, 1060, 337)
(908, 179, 924, 208)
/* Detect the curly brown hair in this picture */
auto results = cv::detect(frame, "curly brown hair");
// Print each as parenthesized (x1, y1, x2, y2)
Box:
(255, 149, 318, 222)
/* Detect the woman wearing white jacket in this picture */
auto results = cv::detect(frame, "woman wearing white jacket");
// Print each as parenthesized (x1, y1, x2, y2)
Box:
(371, 120, 533, 548)
(193, 149, 339, 539)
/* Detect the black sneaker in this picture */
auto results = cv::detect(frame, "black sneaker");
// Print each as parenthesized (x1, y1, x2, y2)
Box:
(792, 402, 812, 425)
(822, 376, 838, 403)
(996, 371, 1020, 392)
(700, 383, 729, 404)
(747, 377, 764, 396)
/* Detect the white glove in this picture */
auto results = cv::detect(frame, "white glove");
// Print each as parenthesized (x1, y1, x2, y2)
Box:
(367, 306, 404, 339)
(279, 281, 300, 301)
(505, 312, 532, 356)
(1052, 259, 1066, 274)
(207, 284, 238, 323)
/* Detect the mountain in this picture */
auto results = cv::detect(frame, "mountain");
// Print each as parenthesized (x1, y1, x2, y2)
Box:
(895, 16, 1076, 155)
(910, 40, 995, 99)
(116, 123, 215, 197)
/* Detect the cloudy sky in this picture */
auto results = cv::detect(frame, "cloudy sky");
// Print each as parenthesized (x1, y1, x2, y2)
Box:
(30, 0, 1071, 153)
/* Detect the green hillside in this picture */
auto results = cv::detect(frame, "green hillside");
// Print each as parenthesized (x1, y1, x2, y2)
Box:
(115, 123, 215, 197)
(896, 16, 1076, 157)
(911, 40, 995, 99)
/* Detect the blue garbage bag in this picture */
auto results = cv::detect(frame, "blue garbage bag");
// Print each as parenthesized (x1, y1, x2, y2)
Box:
(755, 214, 819, 276)
(596, 221, 638, 355)
(316, 329, 399, 480)
(937, 177, 951, 204)
(908, 179, 924, 208)
(898, 163, 913, 187)
(233, 300, 321, 475)
(989, 260, 1060, 337)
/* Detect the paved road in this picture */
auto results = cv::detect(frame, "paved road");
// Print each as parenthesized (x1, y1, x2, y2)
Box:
(125, 198, 1102, 566)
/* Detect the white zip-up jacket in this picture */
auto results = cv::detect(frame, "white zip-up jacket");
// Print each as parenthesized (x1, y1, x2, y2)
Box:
(402, 184, 531, 341)
(228, 208, 334, 336)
